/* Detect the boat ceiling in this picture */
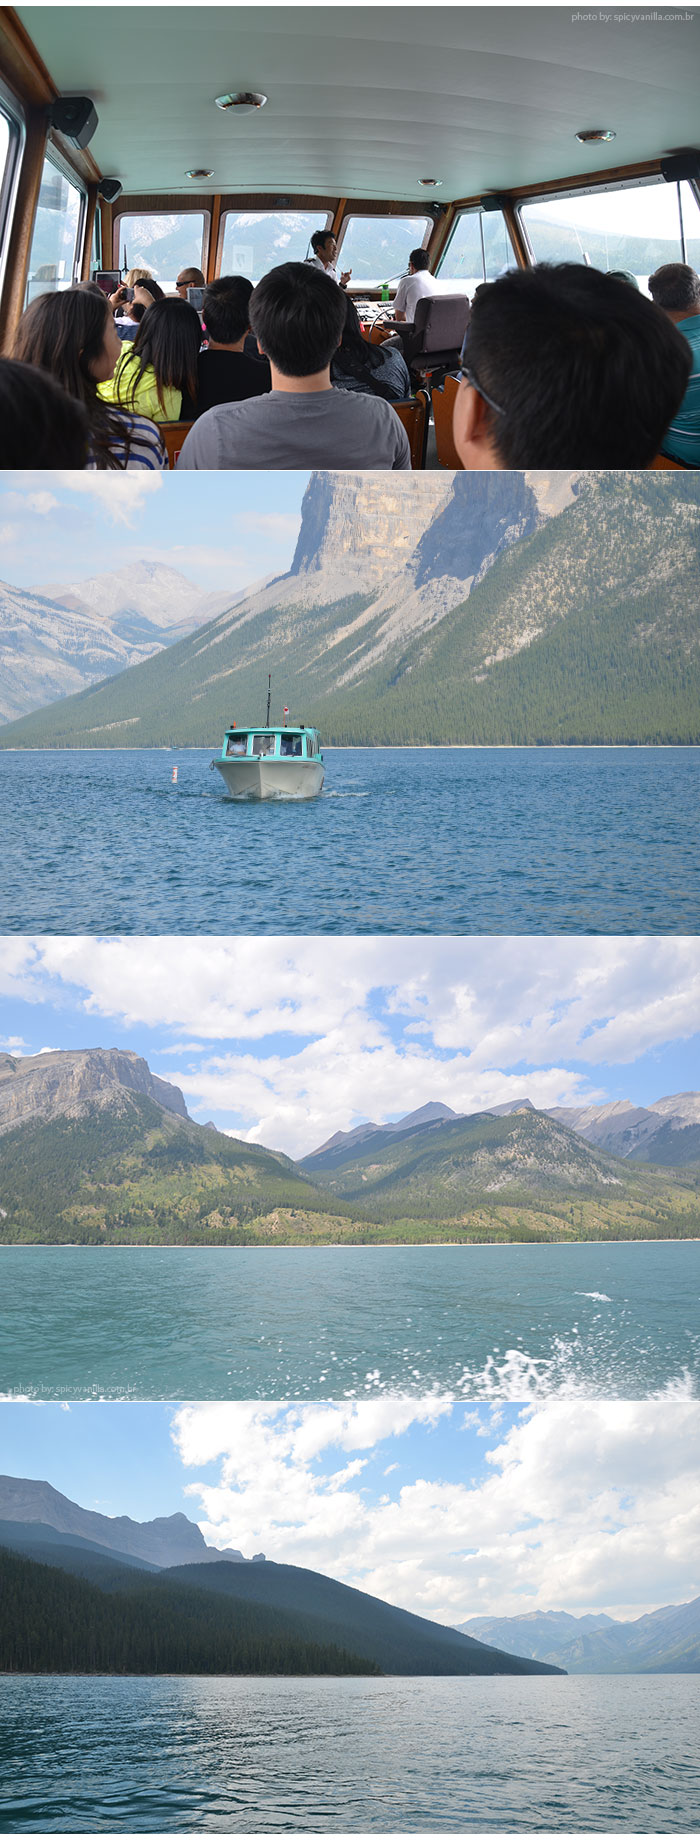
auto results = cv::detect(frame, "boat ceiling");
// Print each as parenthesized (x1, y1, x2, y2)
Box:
(17, 4, 700, 200)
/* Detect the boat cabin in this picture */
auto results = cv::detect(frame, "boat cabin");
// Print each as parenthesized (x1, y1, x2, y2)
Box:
(222, 726, 322, 762)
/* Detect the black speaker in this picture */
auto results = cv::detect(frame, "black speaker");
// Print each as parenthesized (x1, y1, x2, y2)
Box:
(479, 194, 511, 213)
(98, 177, 122, 203)
(660, 151, 700, 183)
(49, 96, 98, 149)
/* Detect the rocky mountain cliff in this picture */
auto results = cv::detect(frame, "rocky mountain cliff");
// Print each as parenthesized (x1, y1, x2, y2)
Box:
(0, 1476, 248, 1568)
(33, 561, 237, 645)
(0, 1048, 189, 1134)
(549, 1093, 700, 1166)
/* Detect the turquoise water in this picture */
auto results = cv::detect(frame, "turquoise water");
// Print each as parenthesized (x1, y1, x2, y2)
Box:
(2, 1242, 697, 1400)
(1, 746, 698, 933)
(1, 1674, 698, 1831)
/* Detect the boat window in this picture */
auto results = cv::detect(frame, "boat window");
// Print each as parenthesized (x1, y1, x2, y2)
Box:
(280, 734, 303, 757)
(225, 733, 249, 756)
(339, 214, 432, 290)
(518, 177, 700, 294)
(437, 206, 513, 294)
(252, 733, 277, 756)
(220, 210, 331, 283)
(0, 95, 22, 291)
(25, 154, 84, 305)
(114, 210, 207, 292)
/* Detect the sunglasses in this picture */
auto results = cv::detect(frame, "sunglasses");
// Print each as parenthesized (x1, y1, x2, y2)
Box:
(457, 346, 506, 418)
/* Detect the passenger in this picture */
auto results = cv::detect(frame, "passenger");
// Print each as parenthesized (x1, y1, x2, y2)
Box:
(451, 263, 693, 469)
(12, 287, 167, 469)
(331, 295, 411, 401)
(307, 230, 351, 289)
(177, 262, 410, 470)
(110, 278, 165, 341)
(0, 355, 89, 467)
(196, 276, 270, 414)
(392, 248, 441, 323)
(98, 296, 201, 422)
(176, 266, 205, 299)
(647, 263, 700, 467)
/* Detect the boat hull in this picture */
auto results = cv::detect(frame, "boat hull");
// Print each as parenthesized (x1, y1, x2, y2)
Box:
(213, 758, 325, 800)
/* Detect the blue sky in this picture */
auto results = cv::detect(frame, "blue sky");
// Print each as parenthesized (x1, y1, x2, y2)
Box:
(2, 1399, 698, 1624)
(0, 937, 698, 1157)
(0, 473, 308, 594)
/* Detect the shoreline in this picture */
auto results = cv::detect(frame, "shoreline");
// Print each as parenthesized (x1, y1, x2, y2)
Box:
(2, 743, 700, 754)
(2, 1239, 698, 1251)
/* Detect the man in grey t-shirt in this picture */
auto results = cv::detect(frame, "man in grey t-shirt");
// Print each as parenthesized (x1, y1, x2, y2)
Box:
(178, 261, 411, 471)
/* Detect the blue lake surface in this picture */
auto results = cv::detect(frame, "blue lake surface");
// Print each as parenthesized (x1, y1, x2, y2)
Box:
(2, 1242, 697, 1400)
(1, 1674, 698, 1832)
(1, 746, 698, 934)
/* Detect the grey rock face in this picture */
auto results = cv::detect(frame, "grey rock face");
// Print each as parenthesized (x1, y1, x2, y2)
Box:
(0, 1475, 245, 1568)
(0, 1048, 189, 1135)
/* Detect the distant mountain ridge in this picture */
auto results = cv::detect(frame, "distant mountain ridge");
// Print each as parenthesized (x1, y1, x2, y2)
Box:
(2, 470, 698, 748)
(0, 563, 242, 724)
(305, 1094, 700, 1171)
(458, 1599, 700, 1674)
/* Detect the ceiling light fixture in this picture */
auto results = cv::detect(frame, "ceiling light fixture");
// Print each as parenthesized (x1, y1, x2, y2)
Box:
(419, 177, 443, 187)
(575, 128, 616, 144)
(185, 168, 214, 179)
(215, 91, 267, 114)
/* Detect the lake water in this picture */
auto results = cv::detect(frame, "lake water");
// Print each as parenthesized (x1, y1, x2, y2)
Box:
(2, 1242, 697, 1401)
(1, 1674, 698, 1831)
(1, 746, 698, 934)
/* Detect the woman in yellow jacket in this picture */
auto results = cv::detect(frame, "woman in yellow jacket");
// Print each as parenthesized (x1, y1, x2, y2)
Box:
(99, 296, 201, 423)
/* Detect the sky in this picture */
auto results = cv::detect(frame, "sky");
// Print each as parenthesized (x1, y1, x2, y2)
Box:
(0, 472, 308, 595)
(2, 1399, 699, 1626)
(0, 935, 698, 1159)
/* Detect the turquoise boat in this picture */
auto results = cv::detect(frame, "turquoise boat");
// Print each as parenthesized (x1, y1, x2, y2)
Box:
(211, 723, 325, 800)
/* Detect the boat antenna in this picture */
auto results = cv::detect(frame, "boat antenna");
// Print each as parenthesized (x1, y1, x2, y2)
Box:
(266, 673, 271, 725)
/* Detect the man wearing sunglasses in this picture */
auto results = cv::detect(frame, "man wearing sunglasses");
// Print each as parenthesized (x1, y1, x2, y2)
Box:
(452, 264, 692, 470)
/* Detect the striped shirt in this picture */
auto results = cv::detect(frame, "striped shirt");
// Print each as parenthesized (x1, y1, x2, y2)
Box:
(88, 409, 167, 471)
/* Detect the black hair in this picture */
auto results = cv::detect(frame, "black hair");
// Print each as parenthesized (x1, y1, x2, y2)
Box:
(463, 263, 693, 468)
(115, 296, 202, 414)
(648, 263, 700, 314)
(330, 293, 395, 399)
(203, 274, 254, 344)
(135, 276, 165, 303)
(310, 230, 334, 256)
(410, 248, 431, 272)
(13, 285, 134, 468)
(0, 355, 89, 467)
(249, 262, 346, 376)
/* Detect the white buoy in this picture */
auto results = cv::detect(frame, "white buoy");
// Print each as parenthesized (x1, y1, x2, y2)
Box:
(171, 766, 178, 784)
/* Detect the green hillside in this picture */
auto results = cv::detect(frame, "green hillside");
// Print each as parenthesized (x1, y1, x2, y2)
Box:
(161, 1559, 564, 1676)
(0, 1092, 358, 1244)
(1, 474, 698, 749)
(301, 1108, 700, 1217)
(1, 1094, 698, 1245)
(0, 1547, 380, 1677)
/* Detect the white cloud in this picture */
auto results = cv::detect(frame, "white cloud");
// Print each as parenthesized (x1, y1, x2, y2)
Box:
(1, 490, 59, 516)
(0, 936, 698, 1156)
(172, 1402, 700, 1626)
(52, 474, 163, 525)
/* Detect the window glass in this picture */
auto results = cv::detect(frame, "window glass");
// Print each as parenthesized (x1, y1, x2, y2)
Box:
(339, 215, 432, 289)
(0, 113, 9, 189)
(519, 179, 700, 293)
(226, 733, 249, 756)
(220, 211, 330, 282)
(252, 733, 276, 756)
(25, 156, 83, 304)
(115, 212, 206, 291)
(438, 208, 513, 294)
